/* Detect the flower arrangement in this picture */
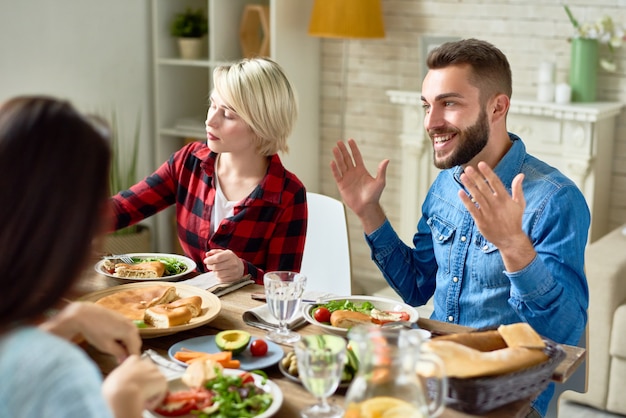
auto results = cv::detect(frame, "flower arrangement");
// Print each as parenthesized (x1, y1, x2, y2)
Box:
(564, 5, 625, 72)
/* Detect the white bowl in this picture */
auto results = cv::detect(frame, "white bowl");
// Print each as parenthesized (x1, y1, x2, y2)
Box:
(302, 295, 420, 336)
(94, 252, 196, 281)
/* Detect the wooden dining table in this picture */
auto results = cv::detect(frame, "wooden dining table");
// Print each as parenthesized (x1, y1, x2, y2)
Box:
(72, 271, 586, 418)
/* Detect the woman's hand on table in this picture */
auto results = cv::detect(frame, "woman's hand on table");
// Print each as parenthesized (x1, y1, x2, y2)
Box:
(204, 249, 245, 282)
(40, 301, 142, 362)
(102, 355, 168, 416)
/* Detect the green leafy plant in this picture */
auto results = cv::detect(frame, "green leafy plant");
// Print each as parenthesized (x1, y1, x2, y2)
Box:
(108, 111, 141, 235)
(170, 8, 208, 38)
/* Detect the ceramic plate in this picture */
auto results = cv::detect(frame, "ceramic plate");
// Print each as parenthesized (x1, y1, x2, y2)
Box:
(78, 282, 221, 338)
(169, 335, 284, 371)
(145, 368, 283, 418)
(277, 355, 351, 390)
(302, 295, 419, 336)
(94, 252, 196, 281)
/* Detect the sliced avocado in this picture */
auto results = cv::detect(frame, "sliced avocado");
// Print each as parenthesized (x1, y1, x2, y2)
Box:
(346, 344, 359, 373)
(215, 330, 251, 355)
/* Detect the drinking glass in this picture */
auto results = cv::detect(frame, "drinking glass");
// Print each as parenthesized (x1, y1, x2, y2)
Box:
(263, 271, 307, 344)
(295, 334, 347, 418)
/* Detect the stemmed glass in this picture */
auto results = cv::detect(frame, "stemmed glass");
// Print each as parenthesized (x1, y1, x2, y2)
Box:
(263, 271, 307, 344)
(295, 334, 347, 418)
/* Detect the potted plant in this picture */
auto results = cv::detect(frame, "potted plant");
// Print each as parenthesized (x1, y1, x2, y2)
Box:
(170, 8, 208, 60)
(103, 111, 151, 254)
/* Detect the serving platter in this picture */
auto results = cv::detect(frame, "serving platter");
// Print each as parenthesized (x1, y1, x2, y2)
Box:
(145, 368, 283, 418)
(94, 252, 197, 281)
(302, 295, 419, 336)
(169, 335, 284, 371)
(78, 281, 221, 338)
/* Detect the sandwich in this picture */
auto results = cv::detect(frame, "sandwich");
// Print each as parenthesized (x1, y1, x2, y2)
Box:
(330, 309, 372, 329)
(94, 285, 178, 321)
(165, 296, 203, 317)
(144, 296, 203, 328)
(144, 305, 193, 328)
(113, 261, 166, 279)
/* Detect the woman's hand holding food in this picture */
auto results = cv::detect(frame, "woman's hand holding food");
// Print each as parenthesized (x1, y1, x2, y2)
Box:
(102, 355, 168, 417)
(203, 249, 245, 283)
(40, 301, 142, 362)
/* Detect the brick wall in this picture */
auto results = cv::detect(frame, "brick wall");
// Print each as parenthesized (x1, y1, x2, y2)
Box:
(315, 0, 626, 295)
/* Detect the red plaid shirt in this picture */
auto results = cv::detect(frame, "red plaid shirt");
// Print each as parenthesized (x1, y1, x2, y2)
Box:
(110, 141, 308, 283)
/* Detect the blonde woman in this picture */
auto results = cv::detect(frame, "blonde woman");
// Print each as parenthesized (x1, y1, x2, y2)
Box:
(110, 57, 307, 284)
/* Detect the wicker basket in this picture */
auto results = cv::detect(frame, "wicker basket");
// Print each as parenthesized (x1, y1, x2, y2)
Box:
(429, 338, 566, 414)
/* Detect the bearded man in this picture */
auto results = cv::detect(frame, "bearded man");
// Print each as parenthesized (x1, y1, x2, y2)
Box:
(330, 38, 589, 418)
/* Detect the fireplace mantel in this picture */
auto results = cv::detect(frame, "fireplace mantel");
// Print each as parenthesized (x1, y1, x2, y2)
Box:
(387, 90, 624, 243)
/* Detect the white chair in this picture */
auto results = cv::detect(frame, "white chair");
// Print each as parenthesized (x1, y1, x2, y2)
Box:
(300, 192, 352, 296)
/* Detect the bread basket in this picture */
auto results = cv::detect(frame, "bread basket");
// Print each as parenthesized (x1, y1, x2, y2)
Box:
(428, 336, 566, 414)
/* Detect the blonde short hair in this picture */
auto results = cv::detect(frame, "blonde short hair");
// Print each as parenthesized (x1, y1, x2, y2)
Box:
(212, 57, 297, 156)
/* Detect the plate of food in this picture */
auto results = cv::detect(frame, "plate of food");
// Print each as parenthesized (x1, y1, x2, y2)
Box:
(94, 252, 196, 281)
(146, 368, 282, 418)
(302, 295, 419, 336)
(168, 334, 284, 371)
(78, 281, 221, 338)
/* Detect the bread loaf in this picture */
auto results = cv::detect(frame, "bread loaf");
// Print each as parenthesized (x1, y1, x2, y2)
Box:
(421, 340, 549, 378)
(166, 296, 203, 317)
(498, 322, 546, 349)
(330, 310, 372, 329)
(433, 330, 507, 352)
(421, 322, 550, 379)
(144, 305, 193, 328)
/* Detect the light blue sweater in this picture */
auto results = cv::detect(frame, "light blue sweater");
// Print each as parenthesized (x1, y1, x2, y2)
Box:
(0, 326, 113, 418)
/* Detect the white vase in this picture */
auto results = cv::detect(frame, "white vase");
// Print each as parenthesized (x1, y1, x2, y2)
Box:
(177, 37, 203, 60)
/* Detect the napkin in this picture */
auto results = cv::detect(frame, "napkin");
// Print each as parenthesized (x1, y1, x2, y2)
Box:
(179, 272, 254, 297)
(242, 291, 337, 331)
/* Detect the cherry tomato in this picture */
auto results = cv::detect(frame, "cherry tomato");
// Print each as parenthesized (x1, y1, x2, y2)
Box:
(250, 339, 269, 356)
(313, 307, 331, 323)
(239, 372, 256, 384)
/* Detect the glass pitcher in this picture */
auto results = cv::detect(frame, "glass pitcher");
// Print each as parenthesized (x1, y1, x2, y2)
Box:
(344, 325, 447, 418)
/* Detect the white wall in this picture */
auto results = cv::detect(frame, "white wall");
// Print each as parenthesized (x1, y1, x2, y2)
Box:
(0, 0, 154, 181)
(315, 0, 626, 296)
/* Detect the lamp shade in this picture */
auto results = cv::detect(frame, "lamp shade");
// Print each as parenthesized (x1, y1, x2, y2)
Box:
(308, 0, 385, 39)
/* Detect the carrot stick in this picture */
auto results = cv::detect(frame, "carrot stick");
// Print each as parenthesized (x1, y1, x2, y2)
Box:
(220, 359, 241, 369)
(173, 349, 233, 365)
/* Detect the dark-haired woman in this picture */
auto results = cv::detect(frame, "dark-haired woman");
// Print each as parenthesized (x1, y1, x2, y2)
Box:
(0, 96, 167, 417)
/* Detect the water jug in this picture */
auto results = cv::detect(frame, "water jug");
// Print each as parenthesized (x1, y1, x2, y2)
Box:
(344, 325, 447, 418)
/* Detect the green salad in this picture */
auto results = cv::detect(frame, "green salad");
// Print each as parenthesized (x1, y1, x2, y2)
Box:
(316, 299, 376, 315)
(131, 256, 188, 276)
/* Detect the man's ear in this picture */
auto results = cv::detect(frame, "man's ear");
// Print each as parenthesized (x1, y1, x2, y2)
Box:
(490, 94, 510, 123)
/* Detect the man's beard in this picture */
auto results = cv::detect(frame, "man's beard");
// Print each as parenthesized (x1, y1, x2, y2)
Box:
(431, 108, 490, 169)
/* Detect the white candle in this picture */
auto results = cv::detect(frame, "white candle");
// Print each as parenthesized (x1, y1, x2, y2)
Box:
(537, 83, 555, 102)
(555, 83, 572, 104)
(538, 61, 556, 84)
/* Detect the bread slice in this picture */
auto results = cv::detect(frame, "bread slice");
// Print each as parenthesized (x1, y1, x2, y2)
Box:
(497, 322, 546, 349)
(434, 330, 507, 352)
(144, 305, 193, 328)
(166, 296, 202, 317)
(114, 261, 166, 278)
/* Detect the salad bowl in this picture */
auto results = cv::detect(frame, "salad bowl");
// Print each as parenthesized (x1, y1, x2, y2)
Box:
(302, 295, 419, 336)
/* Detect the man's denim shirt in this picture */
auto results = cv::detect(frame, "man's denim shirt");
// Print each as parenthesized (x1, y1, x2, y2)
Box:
(366, 135, 590, 416)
